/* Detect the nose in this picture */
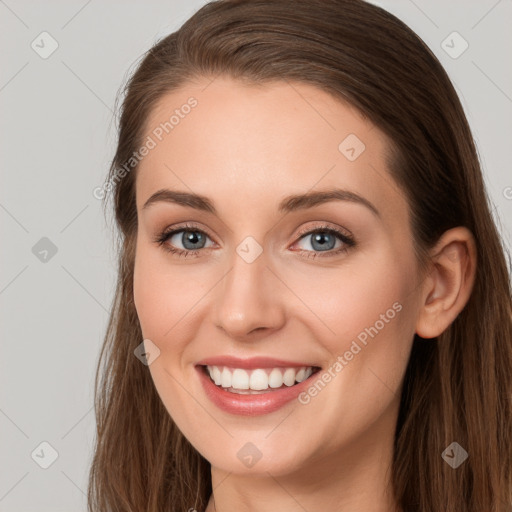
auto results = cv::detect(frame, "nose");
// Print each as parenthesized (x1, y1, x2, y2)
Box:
(213, 247, 286, 340)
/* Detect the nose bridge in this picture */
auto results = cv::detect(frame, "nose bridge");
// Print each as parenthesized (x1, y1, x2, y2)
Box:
(213, 238, 284, 337)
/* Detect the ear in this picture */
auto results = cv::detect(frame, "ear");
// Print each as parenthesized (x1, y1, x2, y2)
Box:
(415, 227, 477, 339)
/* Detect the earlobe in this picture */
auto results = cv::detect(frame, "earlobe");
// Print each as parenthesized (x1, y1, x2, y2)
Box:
(415, 227, 477, 339)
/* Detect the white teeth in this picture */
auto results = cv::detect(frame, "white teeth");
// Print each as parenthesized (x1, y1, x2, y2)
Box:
(295, 368, 306, 382)
(212, 366, 222, 385)
(268, 368, 283, 388)
(206, 365, 316, 391)
(304, 367, 313, 379)
(249, 369, 268, 390)
(283, 368, 296, 386)
(231, 369, 249, 390)
(221, 367, 232, 388)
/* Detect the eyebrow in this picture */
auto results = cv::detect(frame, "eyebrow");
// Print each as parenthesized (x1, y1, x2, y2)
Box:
(142, 188, 380, 217)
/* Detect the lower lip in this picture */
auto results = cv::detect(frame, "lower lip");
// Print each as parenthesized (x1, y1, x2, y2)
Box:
(196, 365, 318, 416)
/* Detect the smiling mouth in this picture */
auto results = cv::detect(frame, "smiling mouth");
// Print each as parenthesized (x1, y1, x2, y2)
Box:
(200, 364, 322, 394)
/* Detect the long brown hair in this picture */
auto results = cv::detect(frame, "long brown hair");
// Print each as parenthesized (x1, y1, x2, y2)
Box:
(88, 1, 512, 510)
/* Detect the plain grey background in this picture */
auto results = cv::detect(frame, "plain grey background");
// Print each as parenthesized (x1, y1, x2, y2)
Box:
(1, 0, 511, 510)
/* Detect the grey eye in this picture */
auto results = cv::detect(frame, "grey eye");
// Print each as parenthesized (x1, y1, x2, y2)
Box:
(169, 230, 212, 250)
(297, 231, 341, 252)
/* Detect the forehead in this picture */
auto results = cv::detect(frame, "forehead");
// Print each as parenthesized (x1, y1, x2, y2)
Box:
(135, 76, 404, 221)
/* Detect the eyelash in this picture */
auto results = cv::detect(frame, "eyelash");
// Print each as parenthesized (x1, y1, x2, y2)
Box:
(153, 222, 356, 259)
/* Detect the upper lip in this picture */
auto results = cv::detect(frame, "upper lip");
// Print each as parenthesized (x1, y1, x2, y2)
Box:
(196, 355, 319, 369)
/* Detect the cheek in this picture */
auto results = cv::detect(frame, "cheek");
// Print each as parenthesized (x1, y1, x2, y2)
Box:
(133, 243, 206, 341)
(133, 247, 202, 426)
(133, 266, 184, 373)
(281, 249, 417, 417)
(315, 256, 416, 398)
(133, 250, 169, 339)
(281, 255, 411, 348)
(283, 263, 415, 452)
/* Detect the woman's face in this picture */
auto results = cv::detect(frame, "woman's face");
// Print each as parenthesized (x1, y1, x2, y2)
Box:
(133, 76, 423, 477)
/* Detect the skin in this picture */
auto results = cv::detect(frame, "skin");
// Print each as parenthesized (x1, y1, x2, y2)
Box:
(133, 76, 476, 512)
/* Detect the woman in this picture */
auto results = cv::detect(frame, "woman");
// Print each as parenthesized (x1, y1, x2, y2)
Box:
(88, 1, 512, 511)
